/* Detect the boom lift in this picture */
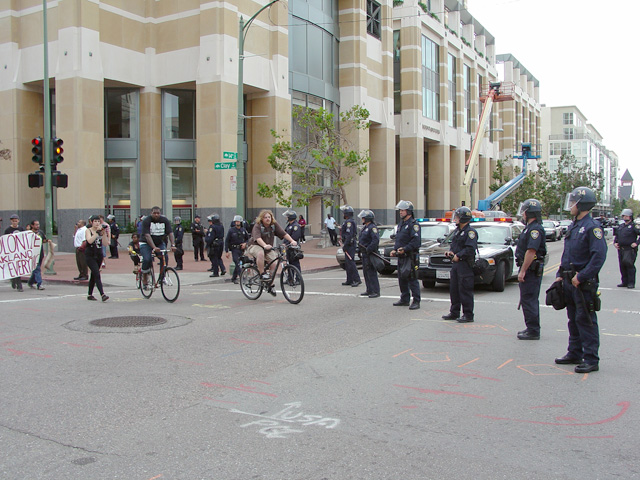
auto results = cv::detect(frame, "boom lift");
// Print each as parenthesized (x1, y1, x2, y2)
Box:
(461, 82, 514, 208)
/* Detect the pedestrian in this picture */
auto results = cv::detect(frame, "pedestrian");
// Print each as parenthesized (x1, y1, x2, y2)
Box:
(107, 214, 120, 258)
(553, 186, 607, 373)
(391, 200, 421, 310)
(441, 206, 477, 321)
(298, 215, 307, 243)
(514, 199, 547, 340)
(613, 208, 639, 288)
(3, 214, 24, 292)
(357, 209, 380, 298)
(225, 215, 249, 284)
(340, 205, 361, 287)
(325, 213, 338, 246)
(205, 214, 226, 277)
(73, 219, 88, 280)
(283, 210, 303, 273)
(128, 233, 142, 273)
(191, 214, 206, 261)
(85, 215, 109, 301)
(27, 219, 50, 290)
(173, 216, 184, 270)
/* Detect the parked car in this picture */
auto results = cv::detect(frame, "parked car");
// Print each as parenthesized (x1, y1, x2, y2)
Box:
(542, 220, 562, 241)
(418, 220, 525, 292)
(482, 210, 509, 220)
(558, 219, 572, 236)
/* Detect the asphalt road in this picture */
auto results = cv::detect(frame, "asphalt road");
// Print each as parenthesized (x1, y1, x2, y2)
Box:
(1, 240, 639, 479)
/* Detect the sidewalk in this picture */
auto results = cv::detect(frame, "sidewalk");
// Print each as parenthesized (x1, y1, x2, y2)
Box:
(34, 237, 341, 288)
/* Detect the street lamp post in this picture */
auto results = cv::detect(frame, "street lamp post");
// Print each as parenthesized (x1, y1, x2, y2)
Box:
(236, 0, 280, 219)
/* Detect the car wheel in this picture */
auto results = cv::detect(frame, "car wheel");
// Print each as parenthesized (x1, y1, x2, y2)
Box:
(422, 279, 436, 288)
(492, 261, 506, 292)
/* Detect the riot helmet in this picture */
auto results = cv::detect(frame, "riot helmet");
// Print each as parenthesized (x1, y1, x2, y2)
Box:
(395, 200, 414, 212)
(233, 215, 244, 223)
(517, 199, 542, 223)
(283, 210, 297, 221)
(454, 206, 472, 224)
(340, 205, 354, 218)
(564, 187, 596, 212)
(357, 209, 375, 223)
(621, 208, 633, 219)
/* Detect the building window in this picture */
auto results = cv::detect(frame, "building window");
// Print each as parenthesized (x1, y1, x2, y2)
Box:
(393, 30, 401, 114)
(366, 0, 381, 39)
(447, 54, 456, 128)
(105, 89, 137, 139)
(463, 65, 471, 133)
(163, 90, 195, 139)
(563, 112, 574, 125)
(563, 128, 574, 139)
(422, 36, 439, 120)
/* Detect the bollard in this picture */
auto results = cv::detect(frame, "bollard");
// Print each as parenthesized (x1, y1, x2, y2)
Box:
(44, 241, 56, 275)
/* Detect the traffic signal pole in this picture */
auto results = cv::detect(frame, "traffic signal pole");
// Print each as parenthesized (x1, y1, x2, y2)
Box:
(42, 0, 53, 240)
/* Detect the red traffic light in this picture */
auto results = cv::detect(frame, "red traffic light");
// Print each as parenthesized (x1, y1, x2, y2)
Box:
(31, 136, 43, 164)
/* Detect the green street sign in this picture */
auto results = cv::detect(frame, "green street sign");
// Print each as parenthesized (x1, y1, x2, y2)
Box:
(215, 162, 237, 170)
(223, 151, 237, 160)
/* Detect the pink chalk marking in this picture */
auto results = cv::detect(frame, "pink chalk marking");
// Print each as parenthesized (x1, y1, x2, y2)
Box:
(497, 359, 513, 369)
(5, 348, 52, 358)
(393, 348, 413, 358)
(201, 382, 277, 397)
(433, 370, 501, 382)
(251, 380, 271, 385)
(203, 397, 239, 404)
(421, 339, 486, 345)
(457, 357, 479, 368)
(402, 406, 418, 409)
(556, 417, 578, 422)
(478, 401, 630, 426)
(62, 343, 104, 349)
(394, 384, 485, 399)
(620, 348, 630, 352)
(170, 358, 205, 366)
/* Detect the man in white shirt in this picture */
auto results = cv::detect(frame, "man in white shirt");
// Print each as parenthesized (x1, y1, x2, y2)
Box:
(324, 213, 338, 246)
(74, 219, 88, 280)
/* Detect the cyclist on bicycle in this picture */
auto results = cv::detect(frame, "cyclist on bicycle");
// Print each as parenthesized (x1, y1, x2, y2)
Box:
(140, 206, 176, 287)
(246, 209, 298, 288)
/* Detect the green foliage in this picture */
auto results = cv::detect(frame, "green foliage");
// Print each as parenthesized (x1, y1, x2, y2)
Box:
(258, 105, 371, 208)
(124, 222, 137, 234)
(625, 198, 640, 216)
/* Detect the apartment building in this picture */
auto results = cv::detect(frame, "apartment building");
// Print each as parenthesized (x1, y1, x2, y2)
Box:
(541, 106, 618, 214)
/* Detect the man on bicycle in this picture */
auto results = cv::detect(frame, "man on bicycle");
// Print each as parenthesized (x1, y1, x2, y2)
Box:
(246, 209, 298, 295)
(141, 206, 176, 287)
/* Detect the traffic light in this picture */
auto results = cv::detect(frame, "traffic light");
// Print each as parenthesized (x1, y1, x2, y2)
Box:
(52, 171, 68, 188)
(52, 137, 64, 165)
(31, 137, 43, 164)
(28, 171, 44, 188)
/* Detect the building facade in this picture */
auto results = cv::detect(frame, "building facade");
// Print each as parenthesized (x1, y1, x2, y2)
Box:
(1, 0, 540, 251)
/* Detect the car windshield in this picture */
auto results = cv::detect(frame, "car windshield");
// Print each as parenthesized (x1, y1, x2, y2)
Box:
(421, 224, 450, 240)
(559, 220, 572, 226)
(378, 227, 396, 240)
(542, 221, 555, 228)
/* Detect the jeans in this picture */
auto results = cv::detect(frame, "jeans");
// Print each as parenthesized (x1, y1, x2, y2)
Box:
(141, 241, 167, 272)
(28, 263, 42, 287)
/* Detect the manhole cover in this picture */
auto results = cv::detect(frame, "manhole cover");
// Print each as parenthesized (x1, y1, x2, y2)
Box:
(89, 316, 167, 328)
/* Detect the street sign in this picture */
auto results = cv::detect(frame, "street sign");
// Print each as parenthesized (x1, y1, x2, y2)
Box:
(230, 175, 237, 191)
(223, 151, 237, 160)
(215, 162, 237, 170)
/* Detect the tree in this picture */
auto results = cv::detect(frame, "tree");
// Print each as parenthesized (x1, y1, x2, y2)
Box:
(257, 105, 371, 208)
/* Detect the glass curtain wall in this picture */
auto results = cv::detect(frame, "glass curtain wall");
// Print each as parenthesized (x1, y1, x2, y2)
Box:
(422, 36, 439, 120)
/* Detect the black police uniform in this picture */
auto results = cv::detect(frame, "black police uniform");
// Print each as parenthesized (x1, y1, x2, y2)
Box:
(359, 222, 380, 296)
(448, 223, 477, 320)
(394, 217, 421, 305)
(284, 220, 303, 272)
(191, 219, 206, 261)
(557, 214, 607, 366)
(108, 221, 120, 258)
(205, 222, 226, 276)
(341, 217, 361, 286)
(173, 223, 184, 269)
(225, 224, 249, 282)
(515, 221, 546, 336)
(614, 220, 639, 287)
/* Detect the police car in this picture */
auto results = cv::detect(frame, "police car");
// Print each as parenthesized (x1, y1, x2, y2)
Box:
(418, 218, 524, 292)
(335, 225, 396, 269)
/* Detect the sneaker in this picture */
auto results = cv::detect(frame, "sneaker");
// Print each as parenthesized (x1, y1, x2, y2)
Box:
(87, 295, 97, 301)
(101, 294, 109, 302)
(267, 286, 276, 297)
(37, 285, 45, 291)
(261, 273, 271, 280)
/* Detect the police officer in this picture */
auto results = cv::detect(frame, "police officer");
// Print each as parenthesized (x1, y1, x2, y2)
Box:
(357, 209, 380, 298)
(283, 210, 303, 273)
(107, 214, 120, 258)
(191, 214, 206, 261)
(514, 199, 547, 340)
(442, 206, 477, 322)
(205, 214, 226, 277)
(554, 186, 607, 374)
(340, 205, 361, 287)
(614, 208, 639, 288)
(173, 216, 184, 270)
(225, 215, 249, 284)
(391, 200, 421, 310)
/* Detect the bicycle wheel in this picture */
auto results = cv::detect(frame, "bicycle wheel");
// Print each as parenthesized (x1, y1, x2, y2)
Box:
(240, 265, 263, 300)
(280, 265, 304, 304)
(160, 267, 181, 303)
(140, 267, 155, 299)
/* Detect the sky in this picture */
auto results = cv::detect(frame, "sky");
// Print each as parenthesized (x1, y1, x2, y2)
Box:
(468, 0, 640, 198)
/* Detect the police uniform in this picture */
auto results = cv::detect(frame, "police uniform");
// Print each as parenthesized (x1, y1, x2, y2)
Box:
(515, 221, 546, 336)
(557, 214, 607, 367)
(394, 217, 421, 305)
(448, 223, 477, 320)
(359, 222, 380, 296)
(225, 224, 249, 282)
(205, 221, 226, 276)
(284, 220, 303, 272)
(173, 222, 184, 269)
(341, 217, 361, 286)
(614, 221, 639, 288)
(191, 219, 206, 261)
(108, 220, 120, 258)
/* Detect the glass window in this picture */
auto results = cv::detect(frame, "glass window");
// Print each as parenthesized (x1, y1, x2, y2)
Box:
(448, 54, 456, 128)
(422, 36, 439, 120)
(367, 0, 381, 39)
(105, 89, 137, 139)
(563, 128, 574, 140)
(563, 112, 574, 125)
(166, 161, 196, 221)
(394, 30, 401, 114)
(291, 21, 307, 74)
(463, 65, 470, 133)
(308, 24, 323, 79)
(163, 90, 195, 139)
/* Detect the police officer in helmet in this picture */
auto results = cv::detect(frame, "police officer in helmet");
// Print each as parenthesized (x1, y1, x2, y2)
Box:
(390, 200, 421, 310)
(613, 208, 639, 288)
(283, 210, 303, 273)
(205, 214, 226, 277)
(340, 205, 361, 287)
(515, 199, 547, 340)
(554, 186, 607, 373)
(225, 215, 249, 284)
(357, 209, 380, 298)
(173, 216, 184, 270)
(442, 206, 477, 322)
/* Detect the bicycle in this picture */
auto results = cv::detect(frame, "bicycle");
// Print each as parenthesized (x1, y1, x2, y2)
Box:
(139, 249, 180, 302)
(239, 244, 304, 304)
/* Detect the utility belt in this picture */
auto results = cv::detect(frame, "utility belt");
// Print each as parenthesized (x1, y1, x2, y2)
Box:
(230, 244, 243, 249)
(516, 258, 544, 277)
(560, 270, 601, 313)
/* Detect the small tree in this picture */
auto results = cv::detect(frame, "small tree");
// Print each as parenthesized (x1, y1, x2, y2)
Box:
(257, 105, 371, 208)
